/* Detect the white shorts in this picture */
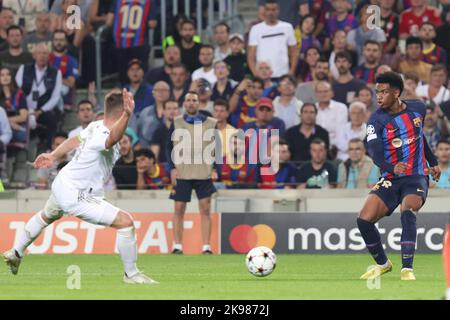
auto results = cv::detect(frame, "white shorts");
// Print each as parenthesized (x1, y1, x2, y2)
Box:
(43, 178, 120, 226)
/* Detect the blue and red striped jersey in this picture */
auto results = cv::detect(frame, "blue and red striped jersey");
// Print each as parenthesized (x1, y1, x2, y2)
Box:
(353, 65, 377, 85)
(110, 0, 157, 49)
(366, 100, 428, 179)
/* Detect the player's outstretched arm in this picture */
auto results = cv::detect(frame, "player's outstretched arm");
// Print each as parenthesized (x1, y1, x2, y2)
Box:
(34, 136, 80, 169)
(105, 88, 135, 149)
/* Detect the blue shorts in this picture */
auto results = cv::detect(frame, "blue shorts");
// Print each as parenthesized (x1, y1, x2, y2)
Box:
(169, 179, 216, 202)
(369, 175, 429, 216)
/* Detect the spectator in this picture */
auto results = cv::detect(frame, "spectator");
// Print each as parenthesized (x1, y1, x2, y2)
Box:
(398, 36, 433, 84)
(212, 99, 236, 160)
(430, 140, 450, 189)
(259, 138, 299, 189)
(399, 0, 441, 39)
(0, 8, 14, 52)
(190, 78, 214, 117)
(257, 0, 304, 27)
(192, 45, 217, 85)
(336, 138, 379, 189)
(335, 101, 368, 161)
(353, 41, 382, 87)
(0, 67, 28, 143)
(298, 0, 329, 40)
(223, 33, 248, 82)
(2, 0, 47, 34)
(285, 102, 330, 163)
(50, 0, 87, 52)
(133, 81, 170, 149)
(162, 13, 201, 51)
(216, 135, 259, 189)
(169, 63, 191, 104)
(88, 0, 113, 31)
(15, 43, 63, 150)
(332, 51, 366, 105)
(324, 0, 358, 50)
(296, 46, 320, 83)
(35, 131, 68, 190)
(416, 64, 450, 107)
(177, 19, 202, 74)
(145, 45, 181, 86)
(112, 132, 137, 190)
(435, 7, 450, 69)
(23, 12, 52, 55)
(68, 100, 95, 139)
(419, 22, 447, 66)
(295, 57, 330, 104)
(248, 0, 298, 78)
(376, 64, 392, 76)
(297, 138, 337, 189)
(402, 71, 421, 100)
(273, 74, 303, 130)
(0, 105, 12, 154)
(242, 97, 286, 138)
(315, 81, 348, 159)
(150, 99, 180, 163)
(125, 59, 155, 120)
(295, 14, 321, 60)
(379, 0, 400, 64)
(423, 106, 443, 153)
(326, 29, 357, 80)
(346, 5, 386, 66)
(211, 61, 237, 102)
(255, 61, 278, 99)
(135, 149, 170, 190)
(213, 22, 231, 62)
(355, 86, 376, 119)
(106, 0, 157, 84)
(229, 77, 264, 128)
(49, 29, 79, 110)
(0, 26, 33, 76)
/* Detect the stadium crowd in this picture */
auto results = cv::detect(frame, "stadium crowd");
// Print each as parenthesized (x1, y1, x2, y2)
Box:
(0, 0, 449, 190)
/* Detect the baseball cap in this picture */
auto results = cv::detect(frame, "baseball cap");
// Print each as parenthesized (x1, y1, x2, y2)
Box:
(256, 97, 273, 109)
(229, 33, 244, 42)
(127, 58, 144, 70)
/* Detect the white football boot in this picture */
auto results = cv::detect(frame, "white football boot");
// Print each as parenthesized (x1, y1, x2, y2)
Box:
(2, 249, 22, 275)
(123, 272, 159, 285)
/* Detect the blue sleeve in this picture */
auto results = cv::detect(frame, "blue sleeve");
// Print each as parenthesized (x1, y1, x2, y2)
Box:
(166, 123, 175, 170)
(423, 135, 438, 167)
(366, 117, 396, 174)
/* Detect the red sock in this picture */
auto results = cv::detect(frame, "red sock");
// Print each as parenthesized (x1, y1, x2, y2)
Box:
(444, 225, 450, 288)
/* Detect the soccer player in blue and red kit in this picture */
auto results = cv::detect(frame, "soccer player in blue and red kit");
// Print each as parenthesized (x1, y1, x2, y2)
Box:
(358, 72, 441, 281)
(107, 0, 157, 84)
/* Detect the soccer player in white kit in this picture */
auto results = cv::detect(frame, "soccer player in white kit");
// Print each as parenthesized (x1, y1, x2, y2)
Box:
(2, 89, 158, 285)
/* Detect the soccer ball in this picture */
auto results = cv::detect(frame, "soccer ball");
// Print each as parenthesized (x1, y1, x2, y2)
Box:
(245, 246, 277, 277)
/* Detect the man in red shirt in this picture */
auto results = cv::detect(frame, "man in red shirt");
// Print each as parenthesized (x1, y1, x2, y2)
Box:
(399, 0, 441, 39)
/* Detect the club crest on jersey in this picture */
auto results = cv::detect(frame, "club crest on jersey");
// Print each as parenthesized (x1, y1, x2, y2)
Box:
(413, 117, 421, 127)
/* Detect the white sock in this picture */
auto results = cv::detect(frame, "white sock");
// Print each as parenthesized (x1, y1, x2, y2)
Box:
(173, 243, 183, 251)
(202, 244, 211, 251)
(14, 211, 48, 257)
(117, 226, 139, 277)
(446, 288, 450, 301)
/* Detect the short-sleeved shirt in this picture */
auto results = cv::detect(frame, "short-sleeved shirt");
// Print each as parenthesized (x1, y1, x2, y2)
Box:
(432, 166, 450, 189)
(297, 162, 337, 188)
(56, 120, 120, 196)
(379, 14, 399, 54)
(0, 50, 34, 77)
(48, 52, 79, 80)
(1, 89, 27, 120)
(326, 14, 358, 37)
(399, 7, 442, 37)
(366, 100, 428, 180)
(285, 124, 330, 162)
(109, 0, 157, 48)
(248, 21, 297, 78)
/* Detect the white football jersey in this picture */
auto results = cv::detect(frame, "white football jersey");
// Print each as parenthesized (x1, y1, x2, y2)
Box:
(54, 121, 120, 196)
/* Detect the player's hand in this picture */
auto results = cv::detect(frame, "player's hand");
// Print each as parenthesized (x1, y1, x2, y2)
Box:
(122, 88, 135, 116)
(34, 153, 55, 169)
(170, 169, 178, 186)
(393, 162, 409, 174)
(428, 166, 441, 182)
(211, 170, 218, 181)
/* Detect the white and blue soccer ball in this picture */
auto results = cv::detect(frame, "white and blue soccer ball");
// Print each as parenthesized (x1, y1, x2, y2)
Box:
(245, 246, 277, 277)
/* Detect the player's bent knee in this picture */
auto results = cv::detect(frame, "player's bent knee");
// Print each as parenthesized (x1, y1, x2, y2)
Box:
(111, 211, 134, 229)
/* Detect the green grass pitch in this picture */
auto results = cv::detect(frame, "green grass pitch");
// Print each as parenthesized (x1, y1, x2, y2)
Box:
(0, 254, 446, 300)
